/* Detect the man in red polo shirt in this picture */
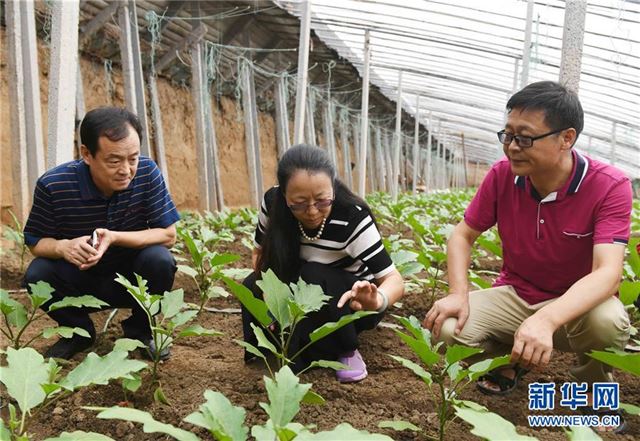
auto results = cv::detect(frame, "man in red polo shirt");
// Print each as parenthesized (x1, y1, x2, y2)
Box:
(424, 81, 631, 429)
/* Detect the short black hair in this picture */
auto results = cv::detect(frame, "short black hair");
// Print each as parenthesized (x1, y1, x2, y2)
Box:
(507, 81, 584, 141)
(80, 107, 143, 156)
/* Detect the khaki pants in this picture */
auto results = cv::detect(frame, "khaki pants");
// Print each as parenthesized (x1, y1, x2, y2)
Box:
(438, 285, 630, 383)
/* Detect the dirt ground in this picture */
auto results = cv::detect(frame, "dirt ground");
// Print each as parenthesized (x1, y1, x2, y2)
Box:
(1, 239, 638, 441)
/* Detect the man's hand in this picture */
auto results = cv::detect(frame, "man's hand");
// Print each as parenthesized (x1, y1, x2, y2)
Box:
(510, 312, 555, 369)
(423, 293, 469, 340)
(337, 280, 381, 311)
(80, 228, 115, 270)
(59, 236, 98, 268)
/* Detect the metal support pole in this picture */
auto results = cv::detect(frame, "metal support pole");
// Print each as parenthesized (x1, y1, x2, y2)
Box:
(6, 0, 29, 222)
(391, 71, 403, 200)
(293, 0, 311, 144)
(47, 0, 79, 168)
(375, 126, 386, 192)
(118, 0, 151, 156)
(21, 0, 45, 186)
(148, 75, 170, 190)
(460, 133, 469, 187)
(558, 0, 587, 93)
(305, 86, 317, 146)
(274, 76, 290, 157)
(357, 29, 371, 197)
(412, 96, 420, 194)
(520, 0, 534, 88)
(425, 112, 432, 192)
(191, 41, 211, 211)
(242, 61, 264, 208)
(323, 97, 337, 166)
(339, 108, 353, 187)
(383, 130, 393, 193)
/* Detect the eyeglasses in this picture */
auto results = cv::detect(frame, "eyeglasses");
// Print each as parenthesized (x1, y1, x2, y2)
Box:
(288, 198, 334, 212)
(497, 127, 570, 148)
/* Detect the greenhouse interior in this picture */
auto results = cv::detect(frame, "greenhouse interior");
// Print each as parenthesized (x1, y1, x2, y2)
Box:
(1, 1, 639, 440)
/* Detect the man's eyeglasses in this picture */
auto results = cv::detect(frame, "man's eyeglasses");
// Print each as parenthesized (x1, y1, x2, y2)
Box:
(288, 198, 334, 212)
(497, 127, 570, 148)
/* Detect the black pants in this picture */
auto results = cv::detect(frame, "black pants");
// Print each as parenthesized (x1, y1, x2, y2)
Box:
(241, 262, 383, 369)
(23, 245, 176, 341)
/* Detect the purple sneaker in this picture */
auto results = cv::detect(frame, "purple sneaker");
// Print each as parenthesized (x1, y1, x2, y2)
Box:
(336, 349, 368, 383)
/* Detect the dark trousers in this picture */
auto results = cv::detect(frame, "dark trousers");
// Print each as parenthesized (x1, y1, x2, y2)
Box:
(24, 245, 176, 341)
(241, 262, 383, 369)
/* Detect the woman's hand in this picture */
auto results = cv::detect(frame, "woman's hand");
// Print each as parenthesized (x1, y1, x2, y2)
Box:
(337, 280, 382, 311)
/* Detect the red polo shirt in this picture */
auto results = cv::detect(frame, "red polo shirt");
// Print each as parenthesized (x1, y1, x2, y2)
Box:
(465, 150, 632, 305)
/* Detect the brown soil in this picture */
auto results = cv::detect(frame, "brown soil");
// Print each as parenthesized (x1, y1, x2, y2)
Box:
(1, 245, 638, 441)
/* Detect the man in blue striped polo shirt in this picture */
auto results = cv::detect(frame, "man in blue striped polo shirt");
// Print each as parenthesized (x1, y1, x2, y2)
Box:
(23, 107, 180, 360)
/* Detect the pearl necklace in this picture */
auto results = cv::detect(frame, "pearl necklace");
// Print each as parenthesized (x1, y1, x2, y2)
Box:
(298, 217, 327, 241)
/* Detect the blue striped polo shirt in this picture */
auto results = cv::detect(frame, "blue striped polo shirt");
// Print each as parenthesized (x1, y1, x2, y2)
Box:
(24, 157, 180, 264)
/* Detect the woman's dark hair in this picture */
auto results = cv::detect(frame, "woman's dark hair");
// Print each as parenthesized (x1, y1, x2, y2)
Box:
(257, 144, 375, 283)
(80, 107, 143, 156)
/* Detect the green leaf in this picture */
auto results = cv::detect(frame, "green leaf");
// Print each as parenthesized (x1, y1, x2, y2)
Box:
(177, 325, 223, 338)
(445, 345, 484, 366)
(113, 338, 147, 353)
(161, 289, 184, 319)
(235, 340, 267, 362)
(41, 383, 62, 396)
(0, 347, 49, 413)
(172, 310, 199, 327)
(61, 350, 148, 391)
(388, 355, 432, 385)
(43, 431, 116, 440)
(177, 265, 198, 279)
(393, 331, 440, 367)
(0, 290, 28, 329)
(28, 281, 55, 309)
(309, 311, 378, 343)
(377, 420, 421, 432)
(223, 276, 271, 326)
(620, 402, 640, 415)
(221, 268, 253, 280)
(476, 235, 502, 258)
(251, 323, 279, 357)
(390, 250, 419, 266)
(184, 390, 248, 441)
(296, 423, 393, 440)
(95, 406, 199, 441)
(393, 315, 432, 343)
(47, 295, 109, 312)
(564, 425, 602, 441)
(291, 279, 330, 314)
(467, 355, 512, 381)
(260, 366, 311, 429)
(301, 389, 325, 405)
(122, 375, 142, 393)
(154, 386, 171, 405)
(305, 360, 349, 371)
(0, 420, 9, 441)
(587, 350, 640, 376)
(256, 270, 293, 329)
(210, 253, 241, 267)
(179, 229, 204, 268)
(627, 238, 640, 278)
(454, 406, 537, 440)
(619, 280, 640, 306)
(42, 327, 91, 339)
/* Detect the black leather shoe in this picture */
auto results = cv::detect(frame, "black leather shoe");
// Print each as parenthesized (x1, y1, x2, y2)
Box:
(140, 339, 171, 361)
(44, 334, 95, 359)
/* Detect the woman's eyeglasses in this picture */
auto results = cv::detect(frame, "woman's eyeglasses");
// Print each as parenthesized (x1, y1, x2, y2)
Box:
(288, 198, 334, 212)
